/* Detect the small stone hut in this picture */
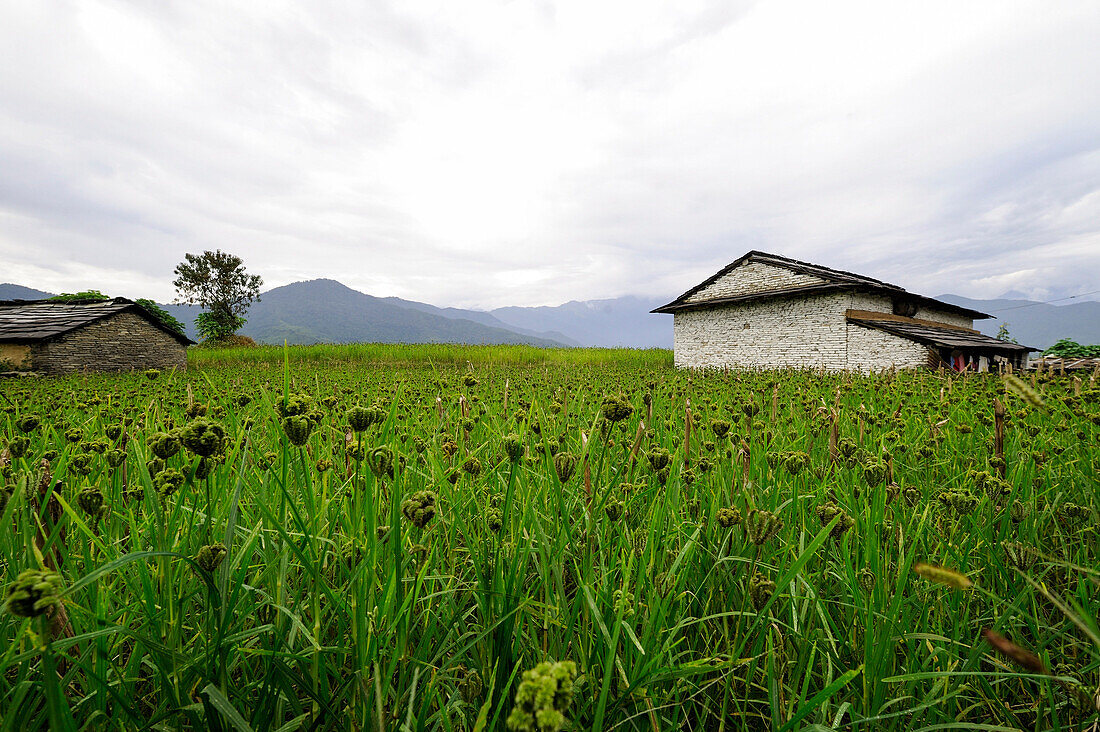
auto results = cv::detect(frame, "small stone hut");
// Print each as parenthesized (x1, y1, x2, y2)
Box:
(0, 298, 192, 375)
(652, 251, 1033, 372)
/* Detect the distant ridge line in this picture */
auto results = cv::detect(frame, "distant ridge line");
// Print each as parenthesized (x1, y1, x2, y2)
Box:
(1, 282, 1095, 350)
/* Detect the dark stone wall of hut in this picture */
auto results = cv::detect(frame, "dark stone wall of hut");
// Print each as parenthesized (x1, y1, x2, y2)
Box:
(31, 311, 187, 375)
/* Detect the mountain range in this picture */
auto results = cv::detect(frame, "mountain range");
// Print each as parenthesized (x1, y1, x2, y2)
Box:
(0, 279, 671, 347)
(1, 280, 1095, 351)
(935, 294, 1100, 351)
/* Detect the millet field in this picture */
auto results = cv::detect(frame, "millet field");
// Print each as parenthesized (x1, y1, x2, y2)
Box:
(0, 344, 1098, 731)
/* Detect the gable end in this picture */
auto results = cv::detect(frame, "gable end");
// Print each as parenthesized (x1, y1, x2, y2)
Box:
(652, 250, 994, 320)
(683, 260, 828, 303)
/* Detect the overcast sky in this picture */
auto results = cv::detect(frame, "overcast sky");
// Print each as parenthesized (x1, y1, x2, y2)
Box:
(1, 1, 1098, 309)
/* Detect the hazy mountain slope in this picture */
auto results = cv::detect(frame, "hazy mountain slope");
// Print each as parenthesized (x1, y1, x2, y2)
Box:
(0, 280, 566, 346)
(491, 296, 674, 348)
(10, 276, 1094, 352)
(0, 283, 53, 300)
(158, 303, 203, 340)
(936, 294, 1100, 350)
(382, 297, 580, 346)
(240, 279, 566, 346)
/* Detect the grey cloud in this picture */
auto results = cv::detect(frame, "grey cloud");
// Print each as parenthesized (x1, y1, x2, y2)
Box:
(0, 1, 1097, 309)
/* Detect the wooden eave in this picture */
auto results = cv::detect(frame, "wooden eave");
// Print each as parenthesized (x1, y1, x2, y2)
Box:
(845, 309, 978, 333)
(847, 316, 1034, 353)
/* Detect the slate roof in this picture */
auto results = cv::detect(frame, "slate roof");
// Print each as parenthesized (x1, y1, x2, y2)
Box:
(0, 298, 193, 344)
(847, 316, 1033, 353)
(652, 251, 992, 320)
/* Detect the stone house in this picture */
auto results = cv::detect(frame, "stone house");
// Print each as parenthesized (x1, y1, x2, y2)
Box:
(652, 251, 1032, 372)
(0, 298, 192, 375)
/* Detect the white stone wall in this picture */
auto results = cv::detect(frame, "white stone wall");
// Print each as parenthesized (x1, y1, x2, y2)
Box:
(684, 261, 826, 303)
(845, 322, 930, 373)
(673, 290, 945, 371)
(673, 292, 851, 370)
(913, 306, 973, 328)
(848, 292, 894, 313)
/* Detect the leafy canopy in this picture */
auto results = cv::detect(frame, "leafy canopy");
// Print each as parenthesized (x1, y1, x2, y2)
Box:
(134, 298, 186, 337)
(173, 250, 262, 341)
(194, 311, 245, 342)
(46, 290, 110, 303)
(1043, 338, 1100, 358)
(994, 323, 1018, 344)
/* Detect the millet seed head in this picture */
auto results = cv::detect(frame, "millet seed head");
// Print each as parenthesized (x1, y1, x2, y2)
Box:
(195, 542, 228, 573)
(505, 660, 578, 732)
(6, 436, 28, 460)
(1002, 541, 1038, 571)
(716, 507, 741, 529)
(4, 569, 62, 618)
(153, 468, 184, 497)
(282, 415, 314, 446)
(783, 451, 810, 475)
(600, 393, 634, 423)
(647, 448, 671, 472)
(401, 490, 438, 529)
(180, 419, 227, 458)
(913, 562, 972, 590)
(503, 433, 524, 461)
(16, 415, 40, 434)
(862, 460, 888, 487)
(749, 572, 776, 611)
(746, 509, 783, 546)
(367, 446, 395, 479)
(76, 485, 107, 519)
(69, 452, 93, 476)
(460, 455, 482, 478)
(815, 501, 855, 538)
(457, 665, 484, 703)
(554, 452, 578, 483)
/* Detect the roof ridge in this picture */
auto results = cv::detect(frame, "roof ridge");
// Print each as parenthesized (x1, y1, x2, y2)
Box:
(0, 298, 193, 345)
(746, 250, 904, 290)
(652, 250, 992, 320)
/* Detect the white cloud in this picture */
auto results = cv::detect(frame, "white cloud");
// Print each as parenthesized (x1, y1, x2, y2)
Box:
(1, 0, 1098, 308)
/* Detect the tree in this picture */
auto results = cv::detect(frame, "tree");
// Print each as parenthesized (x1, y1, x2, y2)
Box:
(1043, 338, 1100, 358)
(995, 323, 1019, 344)
(47, 290, 110, 303)
(172, 250, 262, 342)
